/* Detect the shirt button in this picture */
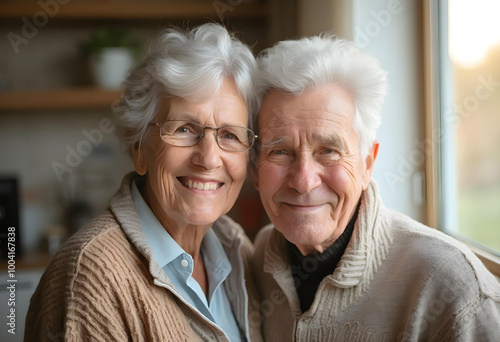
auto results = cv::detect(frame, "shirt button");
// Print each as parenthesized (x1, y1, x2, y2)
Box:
(181, 259, 189, 268)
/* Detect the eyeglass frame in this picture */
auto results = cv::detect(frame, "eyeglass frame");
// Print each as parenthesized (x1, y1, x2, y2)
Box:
(148, 120, 258, 152)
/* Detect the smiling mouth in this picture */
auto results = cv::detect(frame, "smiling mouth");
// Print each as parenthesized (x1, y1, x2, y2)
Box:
(284, 203, 325, 211)
(178, 177, 223, 191)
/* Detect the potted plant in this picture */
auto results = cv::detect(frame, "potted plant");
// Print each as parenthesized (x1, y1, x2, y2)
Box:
(81, 28, 140, 90)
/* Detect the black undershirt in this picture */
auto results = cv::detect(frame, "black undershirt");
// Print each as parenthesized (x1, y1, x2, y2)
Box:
(287, 199, 361, 313)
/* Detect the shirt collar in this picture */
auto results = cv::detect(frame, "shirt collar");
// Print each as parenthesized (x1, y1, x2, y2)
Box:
(130, 178, 184, 268)
(203, 228, 232, 290)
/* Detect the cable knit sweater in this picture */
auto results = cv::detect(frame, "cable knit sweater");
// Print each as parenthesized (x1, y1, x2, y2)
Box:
(25, 173, 262, 342)
(252, 180, 500, 341)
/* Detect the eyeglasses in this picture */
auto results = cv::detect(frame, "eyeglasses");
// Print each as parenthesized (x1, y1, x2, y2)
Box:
(149, 120, 257, 152)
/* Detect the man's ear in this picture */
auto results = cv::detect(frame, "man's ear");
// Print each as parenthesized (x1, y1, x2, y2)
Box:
(362, 140, 379, 190)
(131, 141, 147, 176)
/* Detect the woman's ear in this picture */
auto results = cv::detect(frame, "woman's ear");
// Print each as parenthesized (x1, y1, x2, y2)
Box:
(131, 141, 147, 176)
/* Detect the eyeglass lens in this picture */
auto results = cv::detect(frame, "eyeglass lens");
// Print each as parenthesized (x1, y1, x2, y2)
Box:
(160, 121, 254, 151)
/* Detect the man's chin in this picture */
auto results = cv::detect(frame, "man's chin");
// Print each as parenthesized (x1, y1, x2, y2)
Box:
(275, 220, 344, 254)
(279, 229, 323, 252)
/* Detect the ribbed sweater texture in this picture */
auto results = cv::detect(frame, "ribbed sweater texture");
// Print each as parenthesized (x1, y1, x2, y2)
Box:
(25, 173, 262, 341)
(253, 180, 500, 341)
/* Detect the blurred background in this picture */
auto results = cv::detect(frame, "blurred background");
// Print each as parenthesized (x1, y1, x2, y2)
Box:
(0, 0, 499, 339)
(0, 0, 427, 259)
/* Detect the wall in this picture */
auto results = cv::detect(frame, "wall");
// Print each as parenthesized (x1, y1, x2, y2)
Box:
(298, 0, 425, 222)
(0, 110, 134, 251)
(0, 26, 141, 253)
(352, 0, 425, 222)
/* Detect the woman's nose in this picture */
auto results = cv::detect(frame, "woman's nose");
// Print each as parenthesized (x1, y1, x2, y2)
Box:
(191, 129, 223, 170)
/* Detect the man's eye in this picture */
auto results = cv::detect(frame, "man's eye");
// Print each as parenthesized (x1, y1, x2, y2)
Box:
(319, 148, 341, 161)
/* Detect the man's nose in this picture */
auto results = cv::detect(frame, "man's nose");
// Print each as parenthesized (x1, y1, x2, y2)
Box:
(288, 153, 322, 193)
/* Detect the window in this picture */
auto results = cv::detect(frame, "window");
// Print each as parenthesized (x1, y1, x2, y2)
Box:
(424, 0, 500, 273)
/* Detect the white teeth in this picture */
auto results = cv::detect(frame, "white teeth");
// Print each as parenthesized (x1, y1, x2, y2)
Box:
(184, 179, 218, 191)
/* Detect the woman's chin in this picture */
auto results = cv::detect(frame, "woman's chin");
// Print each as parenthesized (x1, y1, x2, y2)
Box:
(183, 211, 224, 227)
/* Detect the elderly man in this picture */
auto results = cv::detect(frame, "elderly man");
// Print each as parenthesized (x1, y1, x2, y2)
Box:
(251, 35, 500, 341)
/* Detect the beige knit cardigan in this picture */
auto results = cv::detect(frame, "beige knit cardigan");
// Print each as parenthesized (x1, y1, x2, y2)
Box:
(253, 180, 500, 341)
(25, 173, 262, 341)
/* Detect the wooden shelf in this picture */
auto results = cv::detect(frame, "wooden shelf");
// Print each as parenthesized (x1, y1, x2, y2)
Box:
(0, 1, 268, 111)
(0, 88, 122, 111)
(0, 0, 268, 20)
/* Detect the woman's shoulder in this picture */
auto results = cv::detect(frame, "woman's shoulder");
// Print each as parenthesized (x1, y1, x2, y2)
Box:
(43, 210, 134, 283)
(58, 209, 122, 255)
(28, 210, 130, 316)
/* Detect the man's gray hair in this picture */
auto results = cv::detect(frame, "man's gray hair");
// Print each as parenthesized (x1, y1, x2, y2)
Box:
(256, 34, 387, 158)
(113, 23, 258, 151)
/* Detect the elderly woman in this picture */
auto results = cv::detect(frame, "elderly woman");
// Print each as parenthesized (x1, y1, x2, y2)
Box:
(25, 23, 262, 341)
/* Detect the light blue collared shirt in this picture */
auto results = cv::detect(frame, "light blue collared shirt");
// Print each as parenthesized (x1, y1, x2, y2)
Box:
(131, 179, 242, 341)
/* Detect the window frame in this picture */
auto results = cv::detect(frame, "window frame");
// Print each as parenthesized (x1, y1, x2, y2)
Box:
(422, 0, 500, 278)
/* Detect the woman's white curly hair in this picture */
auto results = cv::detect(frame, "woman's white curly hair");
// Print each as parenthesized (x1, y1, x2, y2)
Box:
(113, 23, 259, 152)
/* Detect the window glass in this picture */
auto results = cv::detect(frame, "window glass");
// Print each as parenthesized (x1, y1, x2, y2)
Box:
(439, 0, 500, 255)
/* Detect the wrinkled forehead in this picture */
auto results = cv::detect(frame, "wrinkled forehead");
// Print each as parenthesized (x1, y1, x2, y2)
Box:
(259, 87, 354, 130)
(258, 84, 355, 123)
(257, 86, 358, 152)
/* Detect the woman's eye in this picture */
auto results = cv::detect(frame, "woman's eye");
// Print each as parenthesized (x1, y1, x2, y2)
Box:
(176, 125, 196, 134)
(221, 132, 237, 140)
